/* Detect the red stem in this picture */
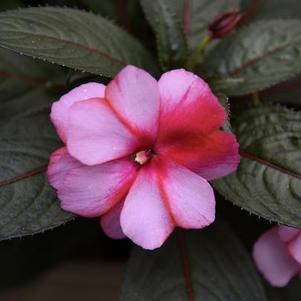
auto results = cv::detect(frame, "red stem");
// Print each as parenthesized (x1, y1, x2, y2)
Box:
(177, 229, 194, 301)
(240, 150, 301, 179)
(238, 0, 264, 27)
(0, 166, 47, 187)
(115, 0, 132, 32)
(183, 0, 192, 38)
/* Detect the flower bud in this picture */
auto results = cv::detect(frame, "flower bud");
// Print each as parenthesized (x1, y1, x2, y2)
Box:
(208, 9, 241, 39)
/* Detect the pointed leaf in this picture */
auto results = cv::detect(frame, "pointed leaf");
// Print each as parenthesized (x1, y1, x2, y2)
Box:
(0, 7, 158, 77)
(0, 105, 73, 240)
(204, 20, 301, 95)
(214, 104, 301, 226)
(241, 0, 301, 21)
(0, 48, 65, 124)
(140, 0, 187, 68)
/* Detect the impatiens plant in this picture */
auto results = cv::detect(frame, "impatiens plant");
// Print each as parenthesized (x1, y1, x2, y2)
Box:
(0, 0, 300, 300)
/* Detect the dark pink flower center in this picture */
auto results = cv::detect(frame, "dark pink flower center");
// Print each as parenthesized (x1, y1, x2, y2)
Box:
(133, 149, 153, 165)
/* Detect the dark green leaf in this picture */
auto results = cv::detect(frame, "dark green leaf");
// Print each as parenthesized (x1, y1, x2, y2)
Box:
(121, 222, 267, 301)
(0, 7, 158, 77)
(209, 77, 244, 96)
(214, 104, 301, 226)
(0, 105, 73, 240)
(140, 0, 187, 68)
(204, 19, 301, 95)
(241, 0, 301, 21)
(187, 0, 240, 50)
(0, 48, 66, 124)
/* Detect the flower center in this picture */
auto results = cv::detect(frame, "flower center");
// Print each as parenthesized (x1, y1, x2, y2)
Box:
(133, 149, 152, 165)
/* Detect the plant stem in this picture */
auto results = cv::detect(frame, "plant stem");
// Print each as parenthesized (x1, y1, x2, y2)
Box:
(186, 32, 212, 70)
(177, 229, 194, 301)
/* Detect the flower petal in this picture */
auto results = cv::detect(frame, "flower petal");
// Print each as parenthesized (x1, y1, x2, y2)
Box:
(158, 69, 226, 137)
(156, 160, 215, 228)
(253, 226, 299, 287)
(157, 130, 240, 180)
(47, 147, 82, 190)
(278, 225, 300, 243)
(100, 202, 126, 239)
(51, 83, 105, 142)
(288, 233, 301, 266)
(105, 65, 160, 139)
(57, 159, 136, 217)
(121, 164, 174, 250)
(67, 98, 138, 165)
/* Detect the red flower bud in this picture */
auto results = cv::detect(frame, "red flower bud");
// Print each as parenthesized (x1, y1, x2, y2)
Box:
(208, 9, 241, 39)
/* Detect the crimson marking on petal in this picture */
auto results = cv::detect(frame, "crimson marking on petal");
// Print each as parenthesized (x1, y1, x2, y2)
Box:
(95, 166, 138, 216)
(105, 97, 152, 145)
(0, 166, 47, 187)
(155, 160, 176, 225)
(283, 230, 301, 245)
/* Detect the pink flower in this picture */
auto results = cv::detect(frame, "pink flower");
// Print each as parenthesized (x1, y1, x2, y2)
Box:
(48, 66, 240, 250)
(253, 225, 301, 287)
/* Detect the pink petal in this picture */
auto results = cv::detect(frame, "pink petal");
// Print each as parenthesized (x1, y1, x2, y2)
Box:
(47, 147, 82, 190)
(120, 163, 174, 250)
(253, 226, 299, 287)
(51, 83, 105, 142)
(288, 233, 301, 266)
(278, 225, 301, 243)
(67, 98, 138, 165)
(57, 159, 136, 217)
(158, 69, 226, 137)
(105, 65, 160, 139)
(157, 130, 240, 180)
(100, 202, 126, 239)
(156, 159, 215, 228)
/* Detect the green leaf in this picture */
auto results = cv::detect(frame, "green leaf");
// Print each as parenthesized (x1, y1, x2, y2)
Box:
(0, 48, 66, 124)
(140, 0, 187, 69)
(214, 104, 301, 227)
(121, 222, 267, 301)
(204, 19, 301, 96)
(209, 77, 244, 96)
(0, 105, 73, 240)
(0, 7, 158, 77)
(241, 0, 301, 21)
(186, 0, 240, 50)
